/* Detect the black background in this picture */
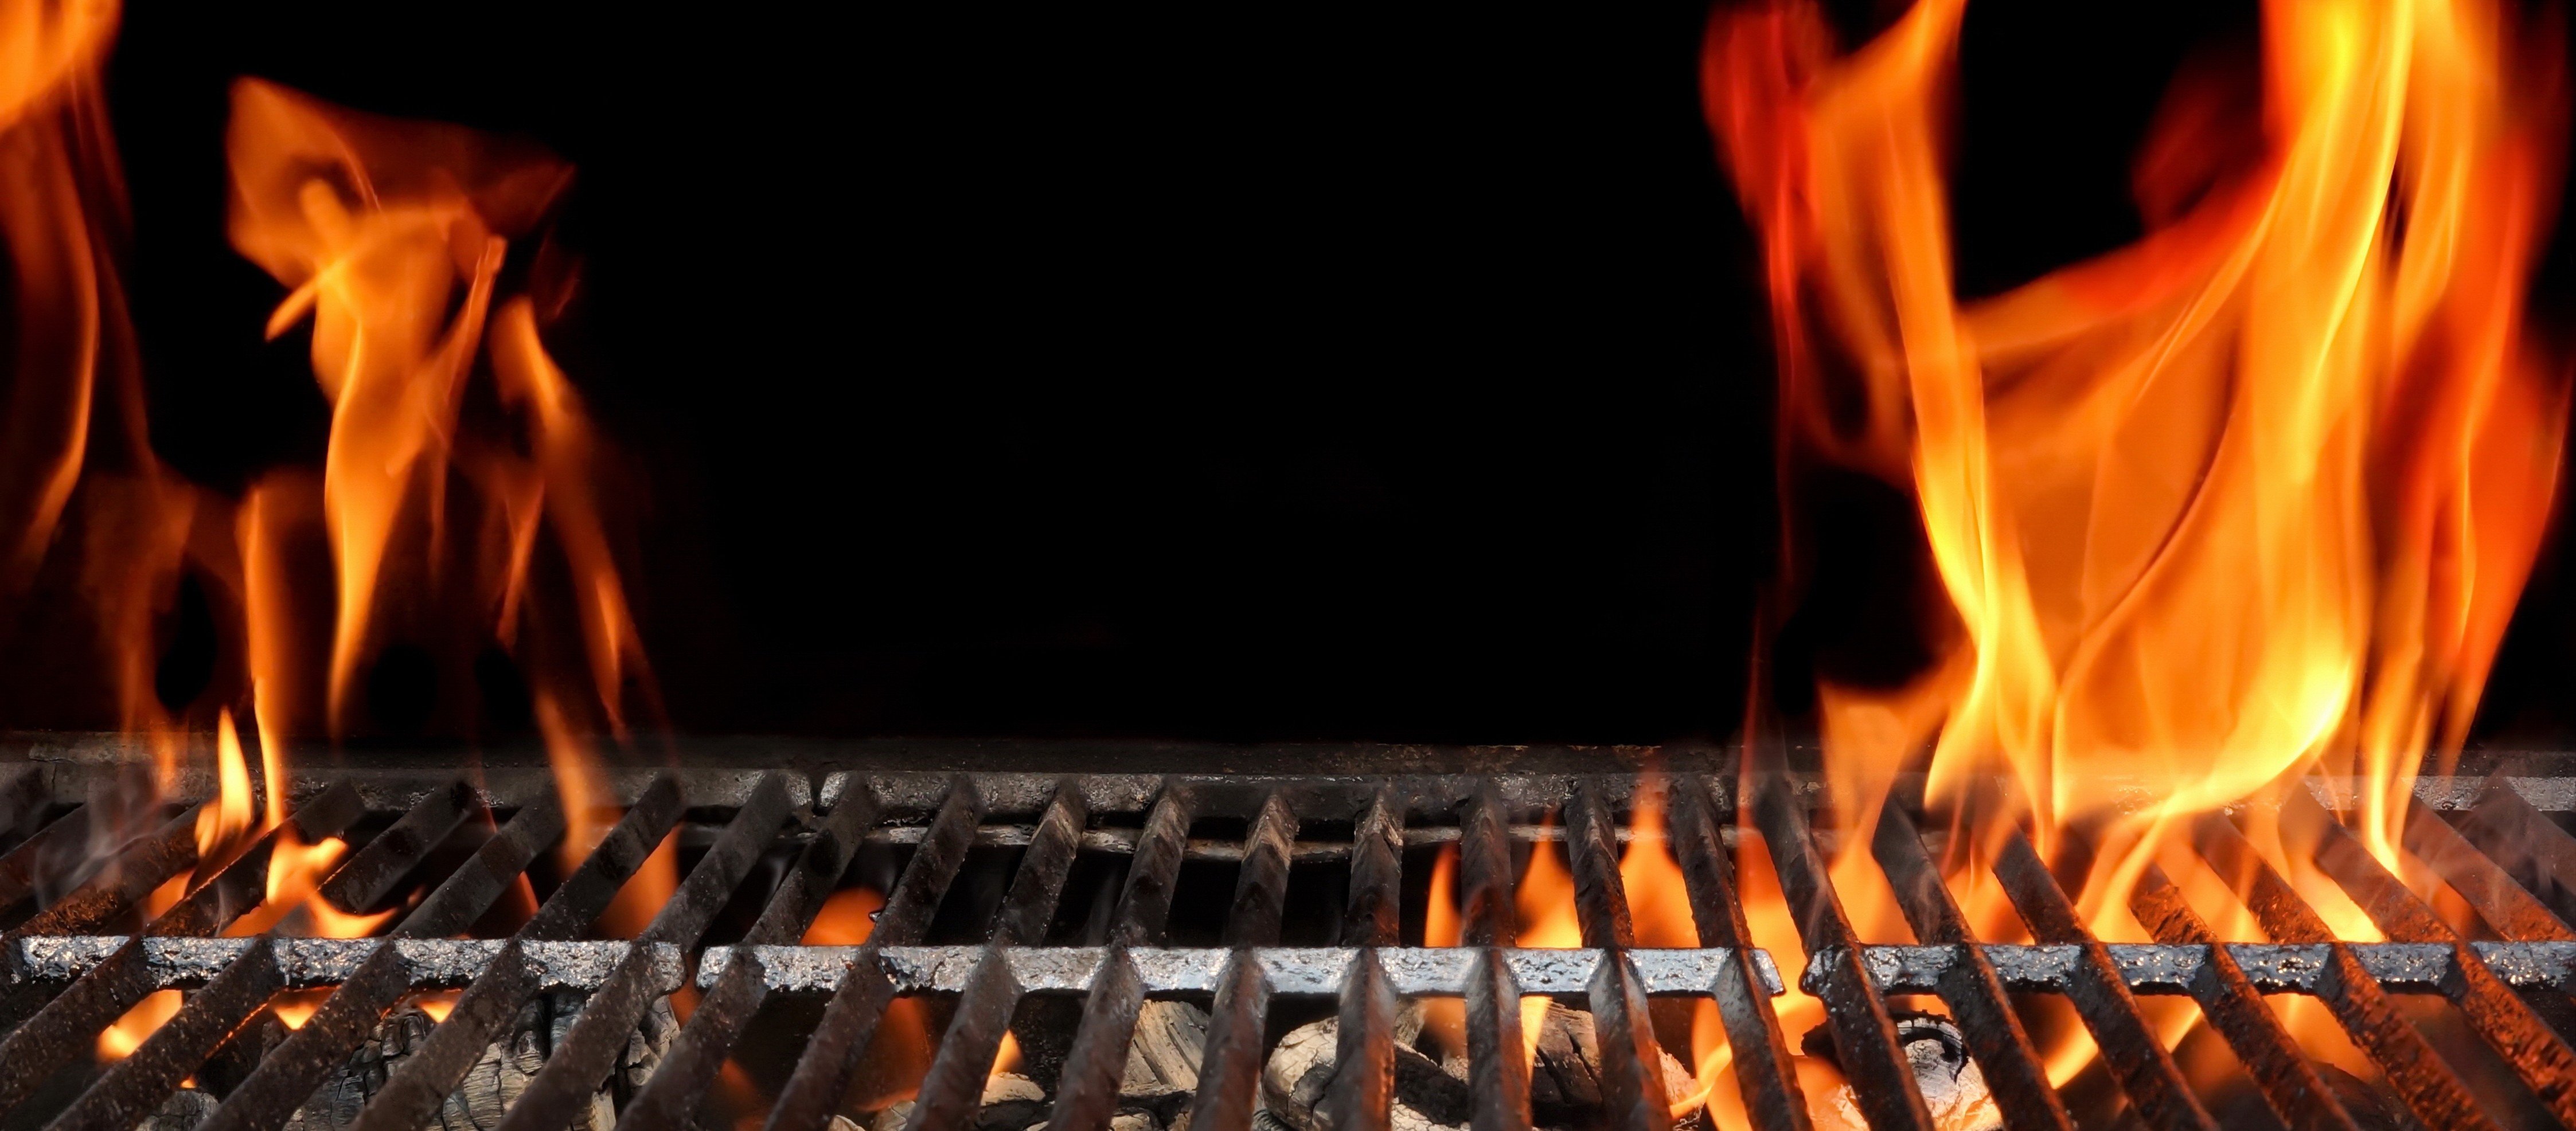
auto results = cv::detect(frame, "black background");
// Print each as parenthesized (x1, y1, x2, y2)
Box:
(81, 0, 2576, 745)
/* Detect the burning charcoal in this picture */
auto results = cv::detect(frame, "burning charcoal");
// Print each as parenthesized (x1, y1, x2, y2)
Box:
(286, 993, 679, 1131)
(1524, 1002, 1699, 1127)
(1797, 1012, 1998, 1131)
(978, 1073, 1049, 1131)
(143, 1086, 218, 1131)
(1258, 1011, 1466, 1131)
(1123, 999, 1211, 1097)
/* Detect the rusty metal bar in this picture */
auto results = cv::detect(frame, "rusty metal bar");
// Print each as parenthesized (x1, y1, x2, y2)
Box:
(2456, 782, 2576, 930)
(5, 784, 365, 1123)
(1749, 773, 1935, 1131)
(904, 945, 1021, 1131)
(1871, 805, 2069, 1131)
(1563, 780, 1636, 949)
(1990, 828, 2213, 1131)
(1328, 948, 1396, 1131)
(1464, 946, 1532, 1131)
(766, 777, 985, 1131)
(2127, 861, 2360, 1131)
(1666, 776, 1808, 1131)
(1045, 944, 1145, 1131)
(2290, 792, 2576, 1125)
(873, 776, 986, 946)
(615, 783, 883, 1131)
(1342, 786, 1404, 947)
(1110, 781, 1194, 948)
(2193, 812, 2495, 1130)
(1459, 784, 1517, 948)
(1586, 952, 1674, 1131)
(2404, 801, 2575, 942)
(344, 775, 685, 1131)
(993, 779, 1088, 946)
(1185, 949, 1272, 1131)
(1223, 790, 1299, 947)
(494, 774, 799, 1131)
(760, 946, 893, 1131)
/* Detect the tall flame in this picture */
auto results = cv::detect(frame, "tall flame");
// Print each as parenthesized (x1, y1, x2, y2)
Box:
(1710, 0, 2566, 1087)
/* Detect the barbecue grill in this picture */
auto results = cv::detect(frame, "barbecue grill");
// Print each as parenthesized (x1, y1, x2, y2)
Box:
(4, 739, 2576, 1131)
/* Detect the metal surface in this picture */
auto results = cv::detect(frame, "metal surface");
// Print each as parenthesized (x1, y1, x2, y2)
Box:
(2, 755, 2576, 1131)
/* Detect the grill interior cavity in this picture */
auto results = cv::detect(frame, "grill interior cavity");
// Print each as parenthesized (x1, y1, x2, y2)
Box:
(0, 756, 2574, 1131)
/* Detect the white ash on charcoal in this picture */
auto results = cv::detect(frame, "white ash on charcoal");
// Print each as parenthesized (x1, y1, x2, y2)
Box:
(866, 1073, 1051, 1131)
(862, 1001, 1216, 1131)
(283, 992, 678, 1131)
(140, 1086, 218, 1131)
(1259, 1001, 1701, 1131)
(1258, 1004, 1469, 1131)
(1798, 1012, 1998, 1131)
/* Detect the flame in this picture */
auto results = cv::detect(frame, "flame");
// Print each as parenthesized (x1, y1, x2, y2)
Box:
(98, 989, 180, 1060)
(415, 991, 459, 1023)
(990, 1031, 1023, 1079)
(194, 709, 256, 862)
(1709, 0, 2566, 1086)
(803, 887, 885, 946)
(598, 826, 680, 938)
(225, 825, 398, 938)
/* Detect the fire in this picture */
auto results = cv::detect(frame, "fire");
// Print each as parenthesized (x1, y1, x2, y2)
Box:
(98, 990, 181, 1060)
(598, 826, 681, 938)
(194, 709, 256, 863)
(990, 1031, 1023, 1078)
(1711, 0, 2565, 1091)
(803, 887, 886, 946)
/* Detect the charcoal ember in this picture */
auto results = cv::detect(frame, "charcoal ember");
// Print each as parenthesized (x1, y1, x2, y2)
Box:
(1258, 1007, 1465, 1131)
(1798, 1012, 1998, 1131)
(143, 1086, 218, 1131)
(978, 1073, 1049, 1130)
(285, 992, 679, 1131)
(1524, 1002, 1700, 1128)
(1123, 1000, 1211, 1099)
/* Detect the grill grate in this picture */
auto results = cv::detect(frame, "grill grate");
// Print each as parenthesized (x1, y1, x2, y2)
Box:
(0, 752, 2571, 1130)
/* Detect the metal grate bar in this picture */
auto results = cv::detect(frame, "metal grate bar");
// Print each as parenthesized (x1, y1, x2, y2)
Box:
(13, 805, 201, 940)
(1459, 785, 1517, 947)
(494, 773, 799, 1131)
(1585, 953, 1673, 1131)
(0, 804, 97, 920)
(2292, 792, 2576, 1124)
(1463, 946, 1532, 1131)
(2192, 812, 2495, 1129)
(765, 778, 985, 1131)
(2128, 862, 2362, 1131)
(905, 945, 1021, 1131)
(1666, 776, 1809, 1131)
(48, 938, 282, 1131)
(1184, 949, 1271, 1131)
(1044, 943, 1145, 1131)
(1221, 791, 1298, 947)
(8, 784, 366, 1124)
(615, 781, 883, 1131)
(200, 792, 568, 1131)
(759, 945, 892, 1131)
(1872, 805, 2070, 1131)
(994, 780, 1087, 946)
(1564, 780, 1636, 949)
(1328, 947, 1396, 1131)
(317, 777, 475, 914)
(1750, 774, 1935, 1131)
(873, 777, 985, 946)
(2458, 782, 2576, 929)
(2403, 799, 2576, 942)
(1990, 829, 2214, 1130)
(1342, 786, 1404, 948)
(1110, 782, 1193, 947)
(344, 775, 686, 1131)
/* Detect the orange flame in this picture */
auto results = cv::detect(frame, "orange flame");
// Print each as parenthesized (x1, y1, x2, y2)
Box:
(194, 708, 256, 863)
(1710, 0, 2567, 1085)
(803, 887, 885, 946)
